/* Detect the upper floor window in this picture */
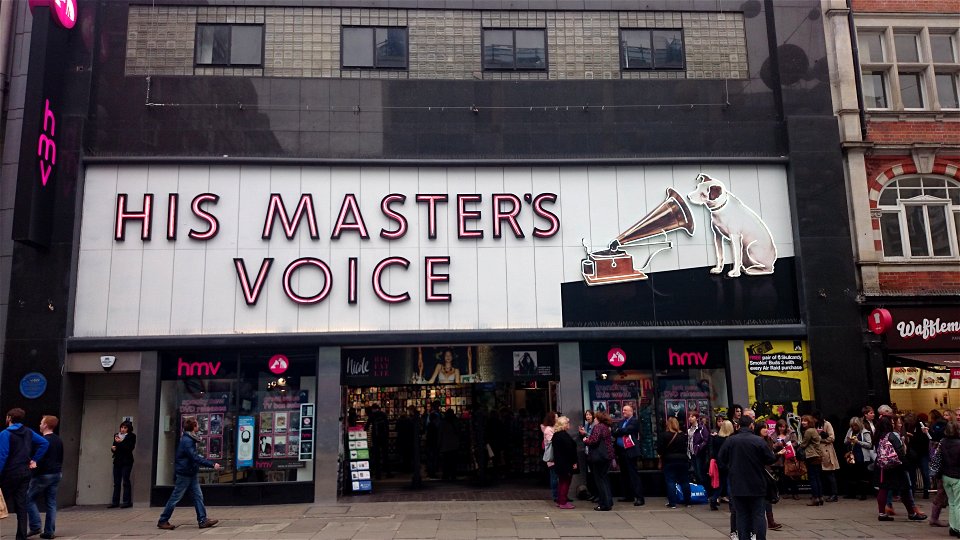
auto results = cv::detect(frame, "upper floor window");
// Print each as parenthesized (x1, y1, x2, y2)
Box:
(195, 24, 263, 67)
(620, 29, 684, 70)
(878, 176, 960, 259)
(341, 27, 408, 69)
(857, 27, 959, 111)
(482, 29, 546, 71)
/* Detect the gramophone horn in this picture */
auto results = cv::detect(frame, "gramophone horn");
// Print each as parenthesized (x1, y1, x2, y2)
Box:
(611, 188, 696, 249)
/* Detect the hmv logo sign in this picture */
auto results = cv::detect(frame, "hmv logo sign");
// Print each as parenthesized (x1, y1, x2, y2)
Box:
(668, 348, 709, 367)
(177, 358, 221, 377)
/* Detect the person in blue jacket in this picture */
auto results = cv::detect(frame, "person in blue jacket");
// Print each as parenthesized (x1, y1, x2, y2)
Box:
(157, 417, 221, 530)
(0, 408, 50, 540)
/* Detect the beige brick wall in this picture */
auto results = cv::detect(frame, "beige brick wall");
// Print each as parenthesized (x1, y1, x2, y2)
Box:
(125, 6, 748, 80)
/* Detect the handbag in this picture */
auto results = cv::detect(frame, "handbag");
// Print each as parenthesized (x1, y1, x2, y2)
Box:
(0, 487, 7, 519)
(587, 437, 609, 463)
(764, 468, 780, 503)
(542, 441, 554, 463)
(931, 445, 944, 477)
(784, 457, 807, 478)
(844, 450, 855, 465)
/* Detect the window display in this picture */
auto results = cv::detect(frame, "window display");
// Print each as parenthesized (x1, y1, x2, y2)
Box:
(156, 349, 316, 487)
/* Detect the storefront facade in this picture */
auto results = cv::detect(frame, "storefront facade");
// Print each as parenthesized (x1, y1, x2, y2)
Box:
(1, 1, 863, 505)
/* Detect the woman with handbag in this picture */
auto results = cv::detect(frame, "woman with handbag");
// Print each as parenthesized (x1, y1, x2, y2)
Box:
(798, 415, 824, 506)
(582, 411, 615, 511)
(756, 422, 784, 531)
(816, 413, 840, 502)
(772, 420, 799, 500)
(709, 420, 734, 510)
(875, 415, 927, 522)
(552, 416, 579, 509)
(845, 417, 874, 500)
(657, 417, 690, 508)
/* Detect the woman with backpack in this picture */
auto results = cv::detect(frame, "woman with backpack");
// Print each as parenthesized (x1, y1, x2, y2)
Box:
(875, 415, 927, 522)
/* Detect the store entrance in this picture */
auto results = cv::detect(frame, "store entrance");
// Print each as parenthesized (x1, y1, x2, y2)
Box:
(340, 344, 560, 495)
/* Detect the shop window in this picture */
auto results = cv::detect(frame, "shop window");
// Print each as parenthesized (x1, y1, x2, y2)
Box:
(341, 27, 408, 69)
(877, 176, 960, 259)
(155, 350, 316, 487)
(857, 26, 960, 111)
(195, 24, 263, 67)
(482, 29, 547, 71)
(620, 29, 685, 70)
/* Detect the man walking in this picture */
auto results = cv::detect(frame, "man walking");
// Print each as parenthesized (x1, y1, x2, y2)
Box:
(157, 418, 220, 530)
(0, 408, 50, 540)
(611, 404, 645, 505)
(718, 416, 777, 540)
(27, 415, 63, 539)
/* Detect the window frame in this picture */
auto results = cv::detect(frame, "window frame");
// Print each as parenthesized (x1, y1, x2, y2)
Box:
(481, 28, 548, 72)
(194, 23, 265, 68)
(877, 175, 960, 261)
(619, 28, 686, 71)
(340, 26, 409, 70)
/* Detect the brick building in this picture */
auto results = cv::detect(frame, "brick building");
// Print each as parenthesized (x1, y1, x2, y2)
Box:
(824, 0, 960, 412)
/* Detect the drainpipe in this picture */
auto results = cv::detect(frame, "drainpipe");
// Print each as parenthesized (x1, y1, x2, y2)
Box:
(846, 0, 868, 141)
(0, 0, 15, 113)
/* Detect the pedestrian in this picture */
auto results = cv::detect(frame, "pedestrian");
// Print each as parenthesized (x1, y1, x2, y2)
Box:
(934, 420, 960, 536)
(874, 415, 926, 523)
(424, 400, 442, 478)
(580, 410, 598, 501)
(815, 412, 840, 502)
(552, 416, 578, 509)
(27, 415, 63, 539)
(0, 408, 50, 540)
(930, 409, 950, 527)
(157, 417, 221, 530)
(109, 420, 136, 508)
(658, 416, 690, 508)
(611, 404, 645, 506)
(862, 406, 877, 441)
(718, 415, 777, 540)
(540, 411, 558, 501)
(755, 421, 783, 531)
(798, 414, 824, 506)
(772, 419, 799, 500)
(367, 404, 390, 480)
(439, 409, 460, 481)
(729, 404, 744, 424)
(845, 417, 874, 500)
(710, 419, 735, 509)
(904, 413, 931, 499)
(582, 410, 615, 511)
(688, 411, 710, 494)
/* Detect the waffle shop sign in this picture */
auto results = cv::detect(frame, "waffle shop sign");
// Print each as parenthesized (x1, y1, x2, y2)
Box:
(114, 190, 559, 306)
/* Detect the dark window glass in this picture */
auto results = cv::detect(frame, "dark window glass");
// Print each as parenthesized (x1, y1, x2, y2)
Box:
(863, 72, 888, 108)
(879, 185, 899, 205)
(880, 213, 904, 257)
(858, 32, 885, 63)
(928, 206, 952, 256)
(905, 205, 930, 256)
(894, 33, 920, 62)
(376, 28, 408, 68)
(936, 73, 959, 108)
(930, 34, 956, 63)
(195, 25, 262, 67)
(483, 29, 546, 70)
(342, 27, 408, 69)
(622, 29, 684, 70)
(342, 27, 374, 67)
(899, 72, 924, 108)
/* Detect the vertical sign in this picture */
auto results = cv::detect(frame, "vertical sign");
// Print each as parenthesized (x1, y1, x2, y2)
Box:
(237, 416, 254, 469)
(347, 427, 371, 492)
(299, 403, 314, 461)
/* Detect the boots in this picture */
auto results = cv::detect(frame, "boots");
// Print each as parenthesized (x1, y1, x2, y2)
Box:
(930, 503, 947, 527)
(766, 510, 783, 530)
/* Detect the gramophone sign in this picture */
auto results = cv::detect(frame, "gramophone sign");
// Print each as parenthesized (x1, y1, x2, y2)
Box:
(580, 188, 696, 286)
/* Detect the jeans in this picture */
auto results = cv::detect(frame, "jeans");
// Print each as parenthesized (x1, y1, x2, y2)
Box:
(158, 474, 207, 525)
(663, 460, 691, 505)
(807, 462, 823, 498)
(911, 454, 931, 494)
(549, 467, 558, 500)
(592, 459, 612, 509)
(112, 463, 133, 505)
(733, 495, 767, 540)
(27, 472, 61, 535)
(1, 472, 31, 540)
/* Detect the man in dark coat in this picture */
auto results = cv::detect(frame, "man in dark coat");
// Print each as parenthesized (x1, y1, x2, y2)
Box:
(0, 408, 50, 540)
(718, 416, 777, 540)
(611, 404, 645, 505)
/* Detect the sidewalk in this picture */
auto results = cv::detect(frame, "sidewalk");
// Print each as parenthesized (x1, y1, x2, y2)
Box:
(0, 497, 945, 539)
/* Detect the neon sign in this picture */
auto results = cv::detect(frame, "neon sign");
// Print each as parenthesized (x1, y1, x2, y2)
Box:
(29, 0, 78, 30)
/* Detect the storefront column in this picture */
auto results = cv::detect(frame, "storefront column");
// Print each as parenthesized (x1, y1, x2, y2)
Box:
(558, 342, 585, 492)
(134, 352, 158, 505)
(727, 340, 748, 406)
(315, 346, 341, 503)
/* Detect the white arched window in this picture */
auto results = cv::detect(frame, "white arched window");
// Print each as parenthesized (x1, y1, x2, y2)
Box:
(878, 175, 960, 259)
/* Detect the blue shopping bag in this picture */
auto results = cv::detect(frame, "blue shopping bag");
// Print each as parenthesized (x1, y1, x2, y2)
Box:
(676, 482, 709, 504)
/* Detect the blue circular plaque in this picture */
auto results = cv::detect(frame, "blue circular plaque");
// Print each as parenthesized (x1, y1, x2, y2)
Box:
(19, 372, 47, 399)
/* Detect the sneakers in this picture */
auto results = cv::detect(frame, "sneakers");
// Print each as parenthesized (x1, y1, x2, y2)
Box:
(909, 512, 928, 521)
(878, 514, 895, 521)
(157, 522, 177, 530)
(556, 503, 575, 509)
(199, 519, 219, 529)
(885, 505, 897, 515)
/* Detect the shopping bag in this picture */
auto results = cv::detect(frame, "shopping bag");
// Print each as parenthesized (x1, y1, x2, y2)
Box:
(0, 487, 8, 519)
(688, 483, 708, 504)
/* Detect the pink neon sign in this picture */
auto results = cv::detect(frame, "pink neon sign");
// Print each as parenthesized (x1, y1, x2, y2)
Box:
(268, 354, 289, 375)
(29, 0, 77, 30)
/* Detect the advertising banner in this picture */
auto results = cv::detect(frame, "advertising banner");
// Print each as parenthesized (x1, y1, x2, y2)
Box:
(876, 307, 960, 351)
(744, 340, 812, 419)
(237, 416, 254, 468)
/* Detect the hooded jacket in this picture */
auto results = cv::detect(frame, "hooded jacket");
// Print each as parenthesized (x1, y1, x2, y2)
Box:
(0, 423, 50, 480)
(175, 431, 216, 477)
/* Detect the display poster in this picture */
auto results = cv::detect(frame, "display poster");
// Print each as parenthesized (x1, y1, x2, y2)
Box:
(889, 367, 921, 390)
(920, 369, 950, 389)
(658, 377, 710, 423)
(744, 340, 812, 419)
(951, 369, 960, 389)
(589, 379, 657, 459)
(342, 344, 559, 385)
(179, 392, 228, 461)
(255, 394, 306, 469)
(238, 416, 254, 468)
(347, 427, 371, 492)
(299, 403, 314, 461)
